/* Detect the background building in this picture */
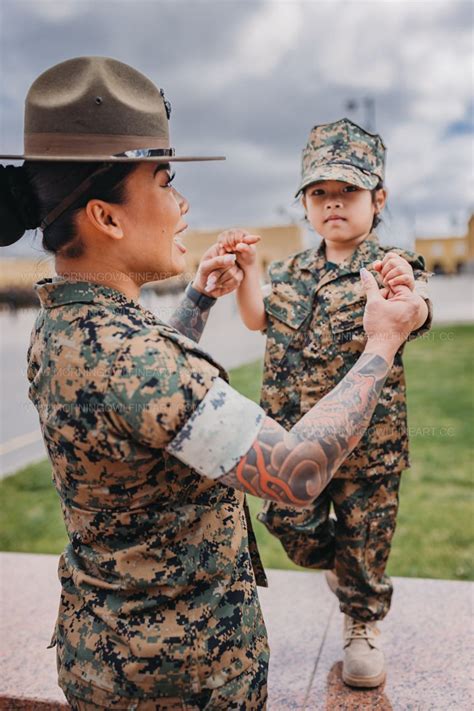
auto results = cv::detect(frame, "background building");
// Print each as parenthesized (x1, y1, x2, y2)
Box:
(415, 214, 474, 274)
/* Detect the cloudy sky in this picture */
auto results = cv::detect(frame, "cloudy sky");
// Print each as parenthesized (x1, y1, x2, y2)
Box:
(1, 0, 472, 256)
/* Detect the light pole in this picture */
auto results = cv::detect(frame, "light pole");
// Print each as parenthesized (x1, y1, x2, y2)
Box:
(345, 96, 376, 132)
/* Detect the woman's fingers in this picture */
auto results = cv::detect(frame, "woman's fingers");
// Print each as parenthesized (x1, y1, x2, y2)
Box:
(206, 266, 243, 296)
(201, 253, 236, 276)
(219, 267, 242, 287)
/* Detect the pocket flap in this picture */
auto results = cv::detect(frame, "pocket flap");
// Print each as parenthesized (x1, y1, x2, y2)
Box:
(330, 298, 365, 333)
(266, 286, 311, 329)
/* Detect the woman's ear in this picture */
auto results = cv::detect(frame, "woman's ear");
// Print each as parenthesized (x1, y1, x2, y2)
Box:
(84, 200, 124, 239)
(374, 187, 387, 215)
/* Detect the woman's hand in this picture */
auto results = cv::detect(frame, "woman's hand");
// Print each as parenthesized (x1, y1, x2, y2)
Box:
(372, 252, 415, 293)
(192, 243, 244, 298)
(194, 230, 262, 296)
(362, 269, 425, 358)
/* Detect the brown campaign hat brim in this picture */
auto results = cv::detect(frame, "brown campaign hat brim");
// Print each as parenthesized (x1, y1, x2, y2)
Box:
(0, 154, 225, 163)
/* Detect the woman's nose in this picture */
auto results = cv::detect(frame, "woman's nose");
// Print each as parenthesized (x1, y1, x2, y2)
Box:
(175, 189, 189, 216)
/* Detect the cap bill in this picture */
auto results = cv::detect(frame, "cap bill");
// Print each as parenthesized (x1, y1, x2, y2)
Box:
(295, 163, 380, 197)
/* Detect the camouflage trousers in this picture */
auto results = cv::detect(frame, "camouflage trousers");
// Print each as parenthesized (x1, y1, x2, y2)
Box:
(63, 649, 268, 711)
(258, 474, 401, 622)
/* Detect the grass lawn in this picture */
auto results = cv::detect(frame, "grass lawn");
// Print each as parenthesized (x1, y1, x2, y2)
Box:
(1, 325, 473, 580)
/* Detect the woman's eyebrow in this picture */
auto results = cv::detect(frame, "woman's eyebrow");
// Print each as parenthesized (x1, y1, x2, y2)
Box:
(153, 162, 171, 177)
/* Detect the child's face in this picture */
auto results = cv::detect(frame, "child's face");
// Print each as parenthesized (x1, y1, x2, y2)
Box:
(302, 180, 386, 244)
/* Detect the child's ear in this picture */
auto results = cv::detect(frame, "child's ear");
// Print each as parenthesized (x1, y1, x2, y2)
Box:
(301, 193, 308, 221)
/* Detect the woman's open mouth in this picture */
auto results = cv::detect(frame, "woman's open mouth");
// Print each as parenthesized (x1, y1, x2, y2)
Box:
(173, 225, 188, 254)
(173, 235, 187, 254)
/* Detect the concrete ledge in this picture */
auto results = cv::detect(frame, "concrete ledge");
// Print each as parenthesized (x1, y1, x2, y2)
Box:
(1, 552, 472, 710)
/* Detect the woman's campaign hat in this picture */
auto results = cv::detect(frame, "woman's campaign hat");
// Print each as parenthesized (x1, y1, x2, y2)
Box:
(295, 118, 385, 196)
(0, 56, 224, 163)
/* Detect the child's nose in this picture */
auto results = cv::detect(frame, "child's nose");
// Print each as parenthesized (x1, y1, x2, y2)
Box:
(325, 196, 343, 209)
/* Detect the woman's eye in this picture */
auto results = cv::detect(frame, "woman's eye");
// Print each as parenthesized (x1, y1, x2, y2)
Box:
(164, 171, 176, 187)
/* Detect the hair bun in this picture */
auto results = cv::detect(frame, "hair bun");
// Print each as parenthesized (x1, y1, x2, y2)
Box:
(0, 164, 40, 246)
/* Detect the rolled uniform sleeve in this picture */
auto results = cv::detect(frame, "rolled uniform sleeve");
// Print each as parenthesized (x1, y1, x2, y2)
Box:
(259, 282, 272, 335)
(106, 335, 265, 480)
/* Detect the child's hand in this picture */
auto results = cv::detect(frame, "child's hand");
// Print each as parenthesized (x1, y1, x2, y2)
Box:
(372, 252, 415, 292)
(217, 229, 261, 270)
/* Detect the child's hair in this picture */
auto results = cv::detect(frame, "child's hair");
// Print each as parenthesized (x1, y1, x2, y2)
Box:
(371, 181, 384, 230)
(0, 162, 138, 256)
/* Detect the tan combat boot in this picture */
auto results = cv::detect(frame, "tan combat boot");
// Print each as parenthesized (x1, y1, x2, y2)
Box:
(342, 615, 386, 688)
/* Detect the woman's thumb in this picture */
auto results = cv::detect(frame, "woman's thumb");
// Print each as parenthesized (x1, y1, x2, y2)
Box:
(360, 268, 381, 302)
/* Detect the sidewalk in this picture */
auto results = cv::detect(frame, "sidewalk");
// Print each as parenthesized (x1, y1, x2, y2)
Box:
(1, 552, 472, 710)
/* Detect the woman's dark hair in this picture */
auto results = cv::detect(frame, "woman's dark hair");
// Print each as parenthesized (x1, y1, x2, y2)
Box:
(0, 162, 138, 256)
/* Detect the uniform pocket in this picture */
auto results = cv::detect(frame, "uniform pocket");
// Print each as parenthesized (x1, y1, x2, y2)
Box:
(329, 298, 366, 346)
(330, 298, 365, 332)
(265, 289, 310, 363)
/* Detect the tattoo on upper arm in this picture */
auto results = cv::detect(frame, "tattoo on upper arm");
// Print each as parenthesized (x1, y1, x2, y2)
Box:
(220, 353, 389, 505)
(168, 295, 210, 343)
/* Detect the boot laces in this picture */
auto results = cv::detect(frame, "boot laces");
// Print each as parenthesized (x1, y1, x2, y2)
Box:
(346, 619, 375, 641)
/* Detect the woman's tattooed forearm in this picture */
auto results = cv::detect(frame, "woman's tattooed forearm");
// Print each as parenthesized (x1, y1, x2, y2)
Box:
(221, 353, 389, 505)
(168, 295, 211, 343)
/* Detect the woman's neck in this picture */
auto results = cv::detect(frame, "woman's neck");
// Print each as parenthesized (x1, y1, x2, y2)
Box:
(55, 256, 141, 302)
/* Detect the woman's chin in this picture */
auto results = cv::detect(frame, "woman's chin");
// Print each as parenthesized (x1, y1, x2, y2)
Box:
(170, 253, 188, 277)
(170, 256, 187, 276)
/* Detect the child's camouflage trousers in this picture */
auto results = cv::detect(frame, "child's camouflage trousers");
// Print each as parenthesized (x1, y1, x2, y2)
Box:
(258, 474, 401, 622)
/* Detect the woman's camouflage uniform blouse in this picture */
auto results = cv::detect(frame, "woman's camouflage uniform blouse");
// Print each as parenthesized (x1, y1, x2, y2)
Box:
(261, 233, 433, 478)
(27, 277, 268, 706)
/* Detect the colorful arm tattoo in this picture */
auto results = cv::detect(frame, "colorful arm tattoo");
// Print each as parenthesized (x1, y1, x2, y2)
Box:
(220, 352, 389, 505)
(168, 293, 211, 343)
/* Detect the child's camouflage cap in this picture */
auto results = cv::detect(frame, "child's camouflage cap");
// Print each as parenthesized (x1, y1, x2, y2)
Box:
(296, 118, 385, 196)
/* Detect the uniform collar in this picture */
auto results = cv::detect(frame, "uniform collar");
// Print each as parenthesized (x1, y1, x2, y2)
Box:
(299, 231, 381, 276)
(34, 277, 142, 310)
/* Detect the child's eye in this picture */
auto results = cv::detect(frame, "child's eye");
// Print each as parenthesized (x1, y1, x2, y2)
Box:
(343, 185, 358, 193)
(310, 189, 324, 196)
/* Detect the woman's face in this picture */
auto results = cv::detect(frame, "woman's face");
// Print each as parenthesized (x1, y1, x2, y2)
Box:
(115, 162, 189, 283)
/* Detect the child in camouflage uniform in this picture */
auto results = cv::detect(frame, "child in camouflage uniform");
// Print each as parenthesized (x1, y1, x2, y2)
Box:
(217, 118, 432, 689)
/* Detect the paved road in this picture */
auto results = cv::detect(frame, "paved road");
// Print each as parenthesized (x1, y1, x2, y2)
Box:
(1, 275, 472, 478)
